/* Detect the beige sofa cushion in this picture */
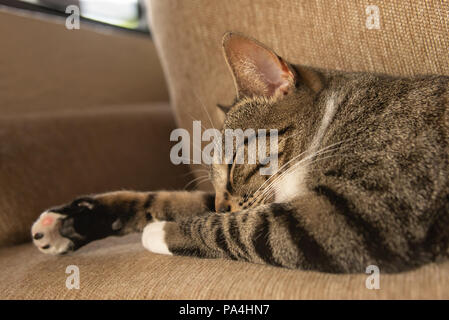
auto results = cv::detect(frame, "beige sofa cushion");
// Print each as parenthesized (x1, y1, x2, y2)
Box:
(1, 234, 449, 299)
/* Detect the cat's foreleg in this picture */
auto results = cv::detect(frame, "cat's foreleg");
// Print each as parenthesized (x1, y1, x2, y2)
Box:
(31, 190, 214, 255)
(142, 193, 375, 273)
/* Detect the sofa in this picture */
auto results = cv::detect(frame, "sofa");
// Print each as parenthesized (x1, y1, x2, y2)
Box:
(1, 0, 448, 299)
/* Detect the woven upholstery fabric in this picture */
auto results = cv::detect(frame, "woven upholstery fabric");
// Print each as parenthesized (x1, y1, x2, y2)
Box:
(0, 104, 189, 247)
(1, 234, 448, 299)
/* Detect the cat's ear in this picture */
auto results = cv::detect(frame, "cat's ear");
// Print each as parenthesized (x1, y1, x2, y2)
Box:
(222, 32, 296, 100)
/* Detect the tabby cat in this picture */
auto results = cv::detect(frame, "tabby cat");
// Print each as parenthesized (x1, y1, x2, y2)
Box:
(31, 33, 449, 273)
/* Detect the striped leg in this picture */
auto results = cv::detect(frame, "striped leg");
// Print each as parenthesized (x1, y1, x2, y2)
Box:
(142, 193, 391, 273)
(31, 190, 214, 255)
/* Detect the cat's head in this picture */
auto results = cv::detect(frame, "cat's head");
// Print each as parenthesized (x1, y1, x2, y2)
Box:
(211, 32, 326, 213)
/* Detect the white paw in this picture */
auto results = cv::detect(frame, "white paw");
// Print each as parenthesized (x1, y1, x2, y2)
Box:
(142, 221, 172, 255)
(31, 211, 73, 255)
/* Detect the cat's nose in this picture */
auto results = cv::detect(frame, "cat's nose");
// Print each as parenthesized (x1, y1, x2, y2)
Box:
(216, 199, 240, 213)
(215, 191, 240, 213)
(215, 191, 228, 212)
(217, 204, 231, 213)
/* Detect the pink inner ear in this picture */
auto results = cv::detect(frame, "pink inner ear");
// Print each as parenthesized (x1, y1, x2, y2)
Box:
(42, 216, 54, 226)
(224, 34, 294, 98)
(258, 55, 291, 94)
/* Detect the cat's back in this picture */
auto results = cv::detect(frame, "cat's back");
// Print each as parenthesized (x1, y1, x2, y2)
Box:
(311, 71, 449, 223)
(304, 72, 449, 264)
(316, 71, 449, 179)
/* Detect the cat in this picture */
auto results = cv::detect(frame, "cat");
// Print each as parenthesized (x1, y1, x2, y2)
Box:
(31, 32, 449, 274)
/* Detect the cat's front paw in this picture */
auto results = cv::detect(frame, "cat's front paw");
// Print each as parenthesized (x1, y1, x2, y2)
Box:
(142, 222, 172, 255)
(31, 197, 109, 255)
(31, 211, 75, 255)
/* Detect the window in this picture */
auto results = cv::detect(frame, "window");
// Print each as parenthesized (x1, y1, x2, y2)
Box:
(14, 0, 150, 33)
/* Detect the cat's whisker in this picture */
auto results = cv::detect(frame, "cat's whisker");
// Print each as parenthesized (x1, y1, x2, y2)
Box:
(251, 138, 354, 200)
(183, 175, 210, 190)
(176, 157, 209, 169)
(250, 141, 357, 205)
(186, 113, 214, 134)
(193, 91, 219, 132)
(192, 93, 224, 158)
(262, 150, 348, 199)
(186, 112, 222, 157)
(251, 141, 352, 203)
(251, 148, 310, 199)
(181, 169, 210, 177)
(194, 177, 213, 187)
(259, 153, 353, 204)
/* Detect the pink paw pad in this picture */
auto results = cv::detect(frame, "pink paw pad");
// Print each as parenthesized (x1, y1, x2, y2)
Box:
(42, 216, 54, 226)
